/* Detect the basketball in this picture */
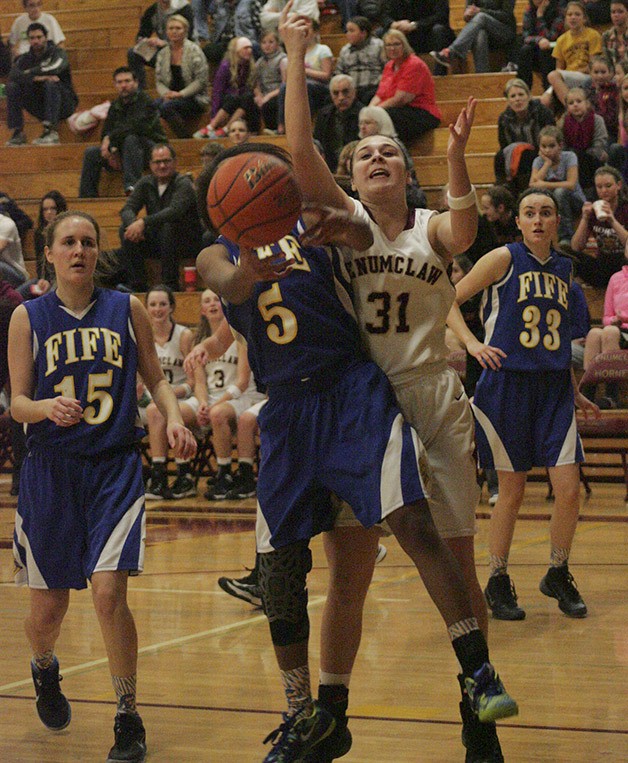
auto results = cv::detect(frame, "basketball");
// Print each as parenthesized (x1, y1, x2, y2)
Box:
(206, 152, 303, 248)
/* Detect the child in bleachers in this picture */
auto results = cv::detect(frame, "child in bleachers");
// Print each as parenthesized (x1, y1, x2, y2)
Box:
(602, 1, 628, 67)
(560, 86, 609, 190)
(253, 29, 287, 133)
(589, 55, 619, 142)
(541, 1, 602, 110)
(530, 124, 587, 245)
(609, 72, 628, 179)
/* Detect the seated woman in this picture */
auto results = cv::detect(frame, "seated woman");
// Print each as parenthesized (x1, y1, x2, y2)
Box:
(495, 78, 556, 194)
(154, 15, 209, 139)
(357, 104, 427, 208)
(142, 285, 197, 500)
(194, 37, 261, 138)
(582, 250, 628, 406)
(370, 29, 441, 145)
(571, 165, 628, 286)
(276, 17, 333, 134)
(193, 289, 265, 500)
(334, 16, 384, 105)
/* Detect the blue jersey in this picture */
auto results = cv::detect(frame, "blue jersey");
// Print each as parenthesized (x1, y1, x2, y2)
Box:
(218, 222, 364, 387)
(24, 288, 143, 456)
(481, 242, 573, 371)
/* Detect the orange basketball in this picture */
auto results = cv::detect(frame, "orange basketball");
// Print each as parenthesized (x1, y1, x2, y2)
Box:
(206, 152, 303, 248)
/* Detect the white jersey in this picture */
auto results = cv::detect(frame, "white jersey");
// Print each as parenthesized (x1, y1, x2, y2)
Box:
(155, 322, 188, 387)
(346, 199, 454, 381)
(205, 340, 258, 403)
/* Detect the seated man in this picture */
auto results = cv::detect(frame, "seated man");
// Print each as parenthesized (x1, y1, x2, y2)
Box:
(0, 212, 28, 289)
(5, 22, 77, 146)
(119, 143, 204, 291)
(9, 0, 65, 59)
(313, 74, 363, 171)
(79, 66, 167, 198)
(127, 0, 194, 89)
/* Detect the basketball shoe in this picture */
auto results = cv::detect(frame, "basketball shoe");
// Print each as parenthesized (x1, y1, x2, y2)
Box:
(144, 471, 171, 500)
(458, 674, 504, 763)
(540, 564, 587, 618)
(484, 573, 525, 620)
(31, 657, 71, 730)
(308, 684, 352, 762)
(263, 702, 336, 762)
(464, 663, 519, 724)
(218, 568, 263, 608)
(169, 473, 197, 499)
(225, 467, 257, 499)
(107, 712, 147, 763)
(204, 469, 233, 500)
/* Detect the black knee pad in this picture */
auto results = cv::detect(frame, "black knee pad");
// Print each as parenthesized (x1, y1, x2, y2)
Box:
(258, 542, 312, 647)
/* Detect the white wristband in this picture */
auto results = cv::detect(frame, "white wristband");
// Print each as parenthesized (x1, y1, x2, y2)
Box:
(447, 185, 476, 210)
(227, 384, 242, 399)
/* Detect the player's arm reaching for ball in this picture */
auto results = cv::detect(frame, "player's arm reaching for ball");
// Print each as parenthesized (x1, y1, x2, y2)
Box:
(130, 296, 197, 459)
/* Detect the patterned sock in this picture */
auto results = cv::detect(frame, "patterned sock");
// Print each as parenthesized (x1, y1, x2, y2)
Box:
(549, 547, 570, 567)
(33, 650, 55, 671)
(489, 554, 509, 577)
(112, 674, 138, 715)
(280, 665, 312, 717)
(449, 620, 489, 677)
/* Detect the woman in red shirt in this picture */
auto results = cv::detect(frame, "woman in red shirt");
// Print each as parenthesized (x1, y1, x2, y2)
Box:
(370, 29, 441, 144)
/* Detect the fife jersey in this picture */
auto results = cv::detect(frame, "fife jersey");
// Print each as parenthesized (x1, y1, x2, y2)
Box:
(24, 288, 143, 456)
(155, 322, 188, 386)
(481, 242, 573, 371)
(218, 221, 363, 388)
(347, 199, 452, 379)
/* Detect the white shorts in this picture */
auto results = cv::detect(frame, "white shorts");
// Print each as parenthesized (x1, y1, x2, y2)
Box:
(335, 364, 478, 538)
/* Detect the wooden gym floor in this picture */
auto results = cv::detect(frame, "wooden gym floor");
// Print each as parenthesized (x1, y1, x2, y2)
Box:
(0, 478, 627, 762)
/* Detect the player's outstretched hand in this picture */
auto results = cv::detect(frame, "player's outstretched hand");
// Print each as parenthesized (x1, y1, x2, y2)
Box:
(575, 391, 601, 419)
(300, 203, 352, 246)
(167, 422, 198, 459)
(47, 395, 83, 427)
(466, 338, 507, 370)
(239, 246, 293, 281)
(279, 0, 311, 56)
(447, 97, 477, 161)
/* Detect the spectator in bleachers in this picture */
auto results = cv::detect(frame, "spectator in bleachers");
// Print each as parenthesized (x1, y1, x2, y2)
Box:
(571, 165, 628, 284)
(581, 252, 628, 406)
(380, 1, 454, 77)
(194, 37, 261, 138)
(227, 116, 251, 143)
(516, 0, 565, 90)
(260, 0, 319, 30)
(5, 23, 77, 146)
(0, 193, 33, 242)
(570, 280, 591, 368)
(79, 66, 167, 198)
(357, 105, 427, 208)
(127, 0, 195, 90)
(9, 0, 65, 59)
(541, 1, 602, 110)
(602, 1, 628, 66)
(530, 124, 586, 245)
(334, 16, 383, 105)
(201, 0, 262, 66)
(34, 190, 65, 286)
(274, 18, 333, 134)
(559, 86, 608, 189)
(495, 77, 556, 194)
(430, 0, 517, 74)
(370, 29, 440, 144)
(191, 0, 211, 43)
(480, 185, 522, 245)
(0, 212, 28, 290)
(313, 74, 363, 170)
(119, 143, 204, 291)
(253, 29, 287, 133)
(589, 55, 619, 142)
(609, 72, 628, 179)
(154, 15, 209, 138)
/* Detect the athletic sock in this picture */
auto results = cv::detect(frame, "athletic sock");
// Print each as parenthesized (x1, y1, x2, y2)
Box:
(318, 680, 349, 724)
(549, 547, 569, 567)
(280, 665, 312, 717)
(449, 619, 490, 677)
(488, 553, 508, 577)
(112, 674, 138, 715)
(33, 649, 55, 671)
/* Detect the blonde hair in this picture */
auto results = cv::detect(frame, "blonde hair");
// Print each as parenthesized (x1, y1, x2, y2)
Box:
(166, 13, 189, 33)
(226, 37, 255, 89)
(382, 29, 413, 61)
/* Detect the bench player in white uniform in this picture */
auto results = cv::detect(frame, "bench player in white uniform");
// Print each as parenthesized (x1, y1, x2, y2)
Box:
(192, 289, 265, 500)
(454, 188, 599, 623)
(281, 10, 510, 761)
